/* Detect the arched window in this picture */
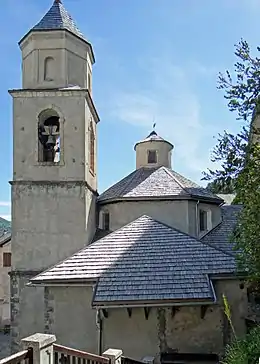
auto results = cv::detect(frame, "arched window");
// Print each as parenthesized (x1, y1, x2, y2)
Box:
(38, 109, 60, 163)
(44, 57, 55, 81)
(89, 121, 95, 173)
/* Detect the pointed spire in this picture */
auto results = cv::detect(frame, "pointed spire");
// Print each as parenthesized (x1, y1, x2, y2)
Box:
(31, 0, 84, 40)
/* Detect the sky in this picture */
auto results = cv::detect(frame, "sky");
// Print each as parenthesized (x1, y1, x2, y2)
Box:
(0, 0, 259, 221)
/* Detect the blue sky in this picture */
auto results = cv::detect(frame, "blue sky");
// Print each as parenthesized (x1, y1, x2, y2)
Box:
(0, 0, 259, 220)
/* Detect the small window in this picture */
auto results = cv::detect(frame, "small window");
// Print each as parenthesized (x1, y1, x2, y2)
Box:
(103, 212, 110, 231)
(148, 150, 157, 164)
(3, 253, 11, 267)
(199, 210, 207, 232)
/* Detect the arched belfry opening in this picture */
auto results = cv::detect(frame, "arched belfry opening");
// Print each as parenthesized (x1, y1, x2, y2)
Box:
(38, 109, 61, 163)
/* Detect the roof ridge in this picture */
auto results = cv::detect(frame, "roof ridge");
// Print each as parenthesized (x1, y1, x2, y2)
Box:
(151, 213, 236, 257)
(162, 167, 190, 195)
(118, 168, 147, 197)
(136, 214, 235, 258)
(31, 215, 156, 282)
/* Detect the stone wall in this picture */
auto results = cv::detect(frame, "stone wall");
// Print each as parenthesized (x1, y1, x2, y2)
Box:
(10, 271, 44, 352)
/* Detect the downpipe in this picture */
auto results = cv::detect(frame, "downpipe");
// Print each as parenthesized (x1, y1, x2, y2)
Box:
(195, 200, 200, 237)
(96, 309, 103, 355)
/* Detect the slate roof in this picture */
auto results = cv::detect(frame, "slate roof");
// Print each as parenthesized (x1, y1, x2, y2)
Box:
(134, 131, 173, 150)
(32, 0, 84, 40)
(98, 167, 223, 204)
(0, 232, 11, 247)
(0, 217, 11, 233)
(31, 215, 236, 306)
(202, 205, 242, 254)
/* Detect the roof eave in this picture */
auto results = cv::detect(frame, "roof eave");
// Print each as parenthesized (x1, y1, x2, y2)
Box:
(19, 28, 95, 64)
(134, 139, 174, 151)
(29, 278, 97, 287)
(98, 195, 224, 205)
(92, 297, 216, 309)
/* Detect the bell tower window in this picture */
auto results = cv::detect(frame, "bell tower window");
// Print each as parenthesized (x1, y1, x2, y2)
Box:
(38, 109, 60, 163)
(148, 150, 157, 164)
(89, 121, 95, 174)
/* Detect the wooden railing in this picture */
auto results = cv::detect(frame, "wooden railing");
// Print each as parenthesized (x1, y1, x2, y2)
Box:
(53, 344, 110, 364)
(0, 348, 33, 364)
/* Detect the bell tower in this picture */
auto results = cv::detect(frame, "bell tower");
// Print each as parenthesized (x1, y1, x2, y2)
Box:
(10, 0, 99, 350)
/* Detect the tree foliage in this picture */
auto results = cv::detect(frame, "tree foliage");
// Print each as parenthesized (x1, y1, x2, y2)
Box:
(204, 39, 260, 283)
(222, 325, 260, 364)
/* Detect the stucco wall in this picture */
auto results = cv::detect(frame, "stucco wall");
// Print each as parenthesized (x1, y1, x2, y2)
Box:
(135, 141, 172, 169)
(20, 31, 93, 89)
(11, 91, 97, 187)
(0, 241, 11, 326)
(100, 200, 222, 238)
(100, 200, 189, 234)
(11, 273, 45, 351)
(188, 201, 222, 237)
(46, 279, 247, 363)
(11, 183, 96, 270)
(46, 286, 97, 353)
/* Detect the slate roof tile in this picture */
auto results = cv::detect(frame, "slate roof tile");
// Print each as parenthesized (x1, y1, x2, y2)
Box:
(31, 215, 235, 305)
(202, 205, 242, 254)
(98, 167, 222, 203)
(0, 217, 11, 233)
(32, 1, 84, 40)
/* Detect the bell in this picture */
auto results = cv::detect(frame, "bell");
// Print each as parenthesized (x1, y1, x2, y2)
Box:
(46, 135, 56, 147)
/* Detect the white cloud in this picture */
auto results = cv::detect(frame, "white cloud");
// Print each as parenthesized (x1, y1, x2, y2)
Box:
(106, 57, 219, 182)
(0, 202, 11, 207)
(0, 215, 11, 221)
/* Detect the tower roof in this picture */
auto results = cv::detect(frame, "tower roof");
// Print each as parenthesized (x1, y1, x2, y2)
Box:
(134, 130, 173, 150)
(32, 0, 84, 40)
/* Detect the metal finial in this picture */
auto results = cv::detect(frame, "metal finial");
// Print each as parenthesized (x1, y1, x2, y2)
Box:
(54, 0, 62, 3)
(152, 118, 156, 130)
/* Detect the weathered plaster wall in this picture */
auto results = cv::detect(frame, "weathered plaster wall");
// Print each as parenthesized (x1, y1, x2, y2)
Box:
(46, 279, 247, 363)
(100, 200, 221, 238)
(10, 272, 45, 352)
(100, 200, 189, 234)
(10, 89, 98, 351)
(188, 201, 222, 237)
(135, 141, 172, 169)
(11, 184, 96, 270)
(20, 31, 93, 89)
(45, 286, 97, 353)
(0, 241, 11, 327)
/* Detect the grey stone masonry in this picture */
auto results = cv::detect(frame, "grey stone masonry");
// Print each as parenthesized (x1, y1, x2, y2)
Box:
(10, 270, 43, 353)
(44, 287, 55, 334)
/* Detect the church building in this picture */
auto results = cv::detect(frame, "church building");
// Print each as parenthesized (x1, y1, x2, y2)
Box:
(9, 1, 248, 362)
